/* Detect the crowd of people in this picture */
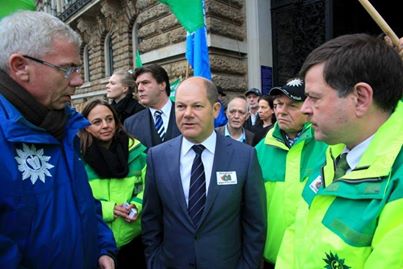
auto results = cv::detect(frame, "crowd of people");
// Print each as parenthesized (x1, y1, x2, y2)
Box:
(0, 9, 402, 269)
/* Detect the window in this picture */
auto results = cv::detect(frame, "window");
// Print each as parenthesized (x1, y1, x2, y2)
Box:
(104, 33, 114, 77)
(131, 21, 140, 67)
(83, 45, 90, 82)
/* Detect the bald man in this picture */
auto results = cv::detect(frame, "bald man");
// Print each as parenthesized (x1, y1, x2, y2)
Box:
(142, 77, 266, 269)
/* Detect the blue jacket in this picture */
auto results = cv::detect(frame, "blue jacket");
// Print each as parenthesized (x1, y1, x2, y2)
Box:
(214, 100, 227, 128)
(0, 96, 117, 269)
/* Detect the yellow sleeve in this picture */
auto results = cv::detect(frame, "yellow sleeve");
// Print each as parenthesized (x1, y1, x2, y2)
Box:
(130, 165, 147, 214)
(365, 198, 403, 268)
(101, 200, 115, 223)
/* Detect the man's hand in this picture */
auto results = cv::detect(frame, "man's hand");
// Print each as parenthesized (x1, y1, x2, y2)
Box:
(384, 35, 403, 60)
(98, 255, 115, 269)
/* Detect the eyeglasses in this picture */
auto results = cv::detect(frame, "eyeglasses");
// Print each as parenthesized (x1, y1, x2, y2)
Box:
(23, 55, 81, 79)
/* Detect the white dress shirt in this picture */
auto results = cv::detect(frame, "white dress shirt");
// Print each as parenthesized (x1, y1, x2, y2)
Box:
(149, 100, 172, 132)
(342, 134, 374, 172)
(180, 131, 216, 206)
(250, 112, 258, 126)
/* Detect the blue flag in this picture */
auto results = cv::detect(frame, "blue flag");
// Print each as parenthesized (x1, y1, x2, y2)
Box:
(185, 0, 211, 80)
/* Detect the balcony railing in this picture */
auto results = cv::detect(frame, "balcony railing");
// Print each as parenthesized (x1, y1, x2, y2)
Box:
(57, 0, 92, 21)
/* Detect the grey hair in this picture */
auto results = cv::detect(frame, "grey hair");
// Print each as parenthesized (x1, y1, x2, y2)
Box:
(0, 11, 81, 71)
(228, 95, 248, 112)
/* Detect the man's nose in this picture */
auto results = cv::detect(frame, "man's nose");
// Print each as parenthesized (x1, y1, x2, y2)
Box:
(69, 73, 83, 87)
(300, 99, 311, 115)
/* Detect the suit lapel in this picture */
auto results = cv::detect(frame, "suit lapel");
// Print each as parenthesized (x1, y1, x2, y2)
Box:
(165, 136, 193, 223)
(143, 109, 156, 147)
(199, 134, 233, 226)
(165, 102, 179, 140)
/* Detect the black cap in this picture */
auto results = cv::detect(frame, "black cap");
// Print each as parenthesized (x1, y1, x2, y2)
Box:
(217, 86, 226, 96)
(269, 78, 305, 101)
(245, 88, 261, 97)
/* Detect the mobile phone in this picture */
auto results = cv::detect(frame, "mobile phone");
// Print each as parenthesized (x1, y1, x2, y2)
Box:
(123, 202, 138, 219)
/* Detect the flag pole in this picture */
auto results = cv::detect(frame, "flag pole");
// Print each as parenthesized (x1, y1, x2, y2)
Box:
(358, 0, 399, 47)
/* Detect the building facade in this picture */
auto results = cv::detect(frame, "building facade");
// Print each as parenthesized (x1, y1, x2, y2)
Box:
(36, 0, 400, 107)
(36, 0, 273, 107)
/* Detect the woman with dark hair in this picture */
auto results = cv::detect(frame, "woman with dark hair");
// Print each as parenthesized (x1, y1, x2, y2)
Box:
(79, 99, 147, 269)
(106, 69, 144, 123)
(252, 95, 276, 146)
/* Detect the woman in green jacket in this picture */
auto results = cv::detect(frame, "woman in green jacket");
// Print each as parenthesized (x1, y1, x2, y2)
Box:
(80, 99, 147, 269)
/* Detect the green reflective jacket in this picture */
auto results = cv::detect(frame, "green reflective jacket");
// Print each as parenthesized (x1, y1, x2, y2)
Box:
(85, 138, 147, 248)
(255, 122, 327, 263)
(277, 102, 403, 268)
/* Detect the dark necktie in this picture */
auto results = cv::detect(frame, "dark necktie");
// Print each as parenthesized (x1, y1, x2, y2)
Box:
(334, 152, 350, 179)
(188, 144, 206, 226)
(154, 110, 165, 141)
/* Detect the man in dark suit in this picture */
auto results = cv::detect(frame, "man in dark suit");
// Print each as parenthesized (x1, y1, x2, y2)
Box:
(124, 64, 180, 149)
(142, 77, 266, 269)
(216, 95, 254, 145)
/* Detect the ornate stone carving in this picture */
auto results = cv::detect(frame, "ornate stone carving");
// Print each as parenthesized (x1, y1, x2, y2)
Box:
(271, 0, 326, 85)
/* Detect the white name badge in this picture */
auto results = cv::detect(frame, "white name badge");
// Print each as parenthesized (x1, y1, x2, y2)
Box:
(216, 171, 237, 185)
(309, 175, 323, 194)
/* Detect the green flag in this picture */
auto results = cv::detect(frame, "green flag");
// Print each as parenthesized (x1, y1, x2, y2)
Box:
(135, 49, 143, 68)
(0, 0, 36, 19)
(159, 0, 204, 33)
(169, 78, 181, 102)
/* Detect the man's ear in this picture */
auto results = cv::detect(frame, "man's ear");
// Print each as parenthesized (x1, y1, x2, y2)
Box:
(8, 54, 30, 82)
(160, 81, 166, 93)
(352, 82, 373, 117)
(213, 101, 221, 119)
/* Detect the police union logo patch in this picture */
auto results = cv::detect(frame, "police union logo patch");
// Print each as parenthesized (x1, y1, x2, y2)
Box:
(323, 251, 351, 269)
(15, 143, 54, 184)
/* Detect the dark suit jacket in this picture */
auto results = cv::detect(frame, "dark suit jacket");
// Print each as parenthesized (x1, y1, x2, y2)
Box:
(142, 133, 266, 269)
(244, 114, 262, 132)
(123, 101, 180, 149)
(215, 125, 255, 146)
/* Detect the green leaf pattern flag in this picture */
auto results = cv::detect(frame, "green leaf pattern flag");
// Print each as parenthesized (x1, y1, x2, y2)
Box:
(169, 78, 181, 102)
(159, 0, 204, 33)
(0, 0, 36, 19)
(135, 49, 143, 68)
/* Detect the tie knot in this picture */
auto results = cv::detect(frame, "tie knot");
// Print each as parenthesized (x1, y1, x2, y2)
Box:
(154, 110, 162, 117)
(192, 144, 205, 155)
(334, 152, 350, 179)
(336, 152, 348, 165)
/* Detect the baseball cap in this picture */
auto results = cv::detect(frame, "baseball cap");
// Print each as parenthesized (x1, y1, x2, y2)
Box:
(269, 78, 306, 101)
(245, 88, 261, 97)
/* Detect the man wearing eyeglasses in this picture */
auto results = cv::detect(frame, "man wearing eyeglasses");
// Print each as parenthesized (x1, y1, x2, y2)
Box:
(0, 11, 117, 269)
(215, 95, 254, 145)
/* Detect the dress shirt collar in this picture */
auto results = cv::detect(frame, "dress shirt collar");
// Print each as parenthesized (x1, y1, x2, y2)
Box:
(149, 99, 172, 118)
(181, 130, 217, 156)
(224, 124, 246, 143)
(342, 134, 374, 170)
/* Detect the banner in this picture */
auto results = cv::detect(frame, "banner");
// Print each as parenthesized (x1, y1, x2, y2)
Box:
(169, 78, 181, 101)
(135, 49, 143, 68)
(0, 0, 36, 19)
(185, 26, 211, 79)
(159, 0, 204, 33)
